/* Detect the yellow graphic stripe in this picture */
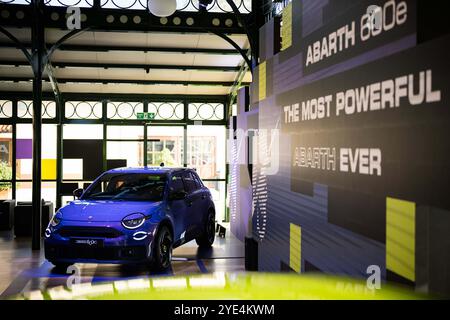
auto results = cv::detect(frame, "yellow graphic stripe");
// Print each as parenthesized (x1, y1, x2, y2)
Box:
(386, 197, 415, 282)
(258, 61, 266, 101)
(290, 223, 301, 273)
(281, 2, 293, 51)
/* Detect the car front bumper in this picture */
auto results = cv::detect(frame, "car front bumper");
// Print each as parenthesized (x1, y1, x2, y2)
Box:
(44, 220, 158, 265)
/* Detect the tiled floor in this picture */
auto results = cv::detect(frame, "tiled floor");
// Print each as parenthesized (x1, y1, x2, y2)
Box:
(0, 230, 244, 299)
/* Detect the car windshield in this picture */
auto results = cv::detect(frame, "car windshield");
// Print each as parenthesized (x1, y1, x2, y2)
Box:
(82, 173, 167, 201)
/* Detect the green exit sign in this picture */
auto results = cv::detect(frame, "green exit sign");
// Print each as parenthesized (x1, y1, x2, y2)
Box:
(137, 112, 156, 120)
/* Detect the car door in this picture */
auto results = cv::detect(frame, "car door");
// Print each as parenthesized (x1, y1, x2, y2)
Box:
(167, 173, 189, 243)
(192, 171, 210, 219)
(182, 171, 204, 240)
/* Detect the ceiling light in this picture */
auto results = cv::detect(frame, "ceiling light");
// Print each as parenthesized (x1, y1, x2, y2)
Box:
(147, 0, 177, 17)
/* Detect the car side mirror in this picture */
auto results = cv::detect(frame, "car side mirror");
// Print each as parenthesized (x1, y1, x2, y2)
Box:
(169, 191, 187, 201)
(73, 188, 84, 199)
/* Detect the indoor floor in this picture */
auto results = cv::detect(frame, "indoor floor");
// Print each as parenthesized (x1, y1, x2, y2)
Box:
(0, 229, 244, 299)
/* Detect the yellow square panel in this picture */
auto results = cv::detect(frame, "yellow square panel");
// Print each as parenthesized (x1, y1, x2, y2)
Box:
(290, 223, 301, 273)
(42, 159, 57, 180)
(386, 197, 415, 282)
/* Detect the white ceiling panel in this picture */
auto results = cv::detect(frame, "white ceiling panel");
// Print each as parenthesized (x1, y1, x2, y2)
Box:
(192, 54, 243, 67)
(60, 30, 248, 50)
(197, 34, 249, 49)
(0, 66, 33, 77)
(0, 82, 52, 92)
(188, 70, 237, 82)
(45, 29, 96, 44)
(0, 28, 30, 43)
(57, 83, 229, 95)
(51, 51, 99, 62)
(0, 48, 29, 61)
(186, 85, 230, 95)
(1, 51, 241, 69)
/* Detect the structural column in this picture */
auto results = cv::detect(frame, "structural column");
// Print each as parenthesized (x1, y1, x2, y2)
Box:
(31, 0, 45, 250)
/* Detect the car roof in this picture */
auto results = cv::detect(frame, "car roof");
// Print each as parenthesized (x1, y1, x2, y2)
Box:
(105, 166, 194, 175)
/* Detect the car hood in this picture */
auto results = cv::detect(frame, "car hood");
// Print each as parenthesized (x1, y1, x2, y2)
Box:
(59, 200, 162, 222)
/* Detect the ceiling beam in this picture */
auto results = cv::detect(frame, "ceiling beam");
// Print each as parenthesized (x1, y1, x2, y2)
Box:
(0, 60, 241, 72)
(0, 76, 250, 87)
(0, 42, 245, 55)
(0, 90, 229, 102)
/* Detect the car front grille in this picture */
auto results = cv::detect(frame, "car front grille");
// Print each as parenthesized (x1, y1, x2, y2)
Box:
(57, 226, 123, 239)
(45, 244, 147, 261)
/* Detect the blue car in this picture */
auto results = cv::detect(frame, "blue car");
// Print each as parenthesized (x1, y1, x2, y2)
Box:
(44, 167, 216, 271)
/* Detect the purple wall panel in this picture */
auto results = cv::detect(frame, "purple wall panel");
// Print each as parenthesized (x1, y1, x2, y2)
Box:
(16, 139, 32, 159)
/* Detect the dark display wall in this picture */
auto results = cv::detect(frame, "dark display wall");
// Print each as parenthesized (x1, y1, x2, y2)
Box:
(231, 0, 450, 295)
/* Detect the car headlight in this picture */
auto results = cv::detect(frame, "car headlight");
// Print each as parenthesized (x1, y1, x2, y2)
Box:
(50, 213, 62, 227)
(121, 213, 147, 229)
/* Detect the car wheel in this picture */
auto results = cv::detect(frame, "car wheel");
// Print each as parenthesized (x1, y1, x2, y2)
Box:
(152, 226, 173, 271)
(196, 211, 215, 248)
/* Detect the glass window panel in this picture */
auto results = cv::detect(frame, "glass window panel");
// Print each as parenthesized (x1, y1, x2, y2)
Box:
(148, 102, 184, 120)
(107, 141, 143, 167)
(0, 100, 13, 118)
(0, 114, 11, 192)
(65, 101, 102, 119)
(63, 124, 103, 139)
(147, 126, 184, 167)
(107, 126, 144, 140)
(188, 103, 224, 121)
(169, 174, 185, 193)
(17, 100, 32, 118)
(16, 124, 57, 180)
(16, 124, 33, 180)
(42, 101, 57, 119)
(107, 102, 144, 120)
(187, 125, 226, 179)
(42, 125, 57, 159)
(42, 181, 56, 205)
(63, 159, 83, 180)
(44, 0, 92, 7)
(0, 182, 12, 200)
(62, 196, 73, 206)
(183, 172, 197, 193)
(15, 181, 56, 205)
(61, 181, 92, 206)
(63, 125, 102, 181)
(16, 123, 32, 139)
(0, 125, 13, 169)
(101, 0, 144, 10)
(16, 181, 31, 202)
(17, 100, 56, 119)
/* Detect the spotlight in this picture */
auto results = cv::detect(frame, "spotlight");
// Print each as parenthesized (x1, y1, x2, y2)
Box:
(147, 0, 177, 17)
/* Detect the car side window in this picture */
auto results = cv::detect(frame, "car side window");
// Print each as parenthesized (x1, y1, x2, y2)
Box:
(183, 172, 198, 193)
(169, 174, 185, 193)
(192, 172, 203, 188)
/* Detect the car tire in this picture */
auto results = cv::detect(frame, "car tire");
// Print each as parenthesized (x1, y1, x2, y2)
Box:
(152, 225, 173, 271)
(196, 211, 215, 248)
